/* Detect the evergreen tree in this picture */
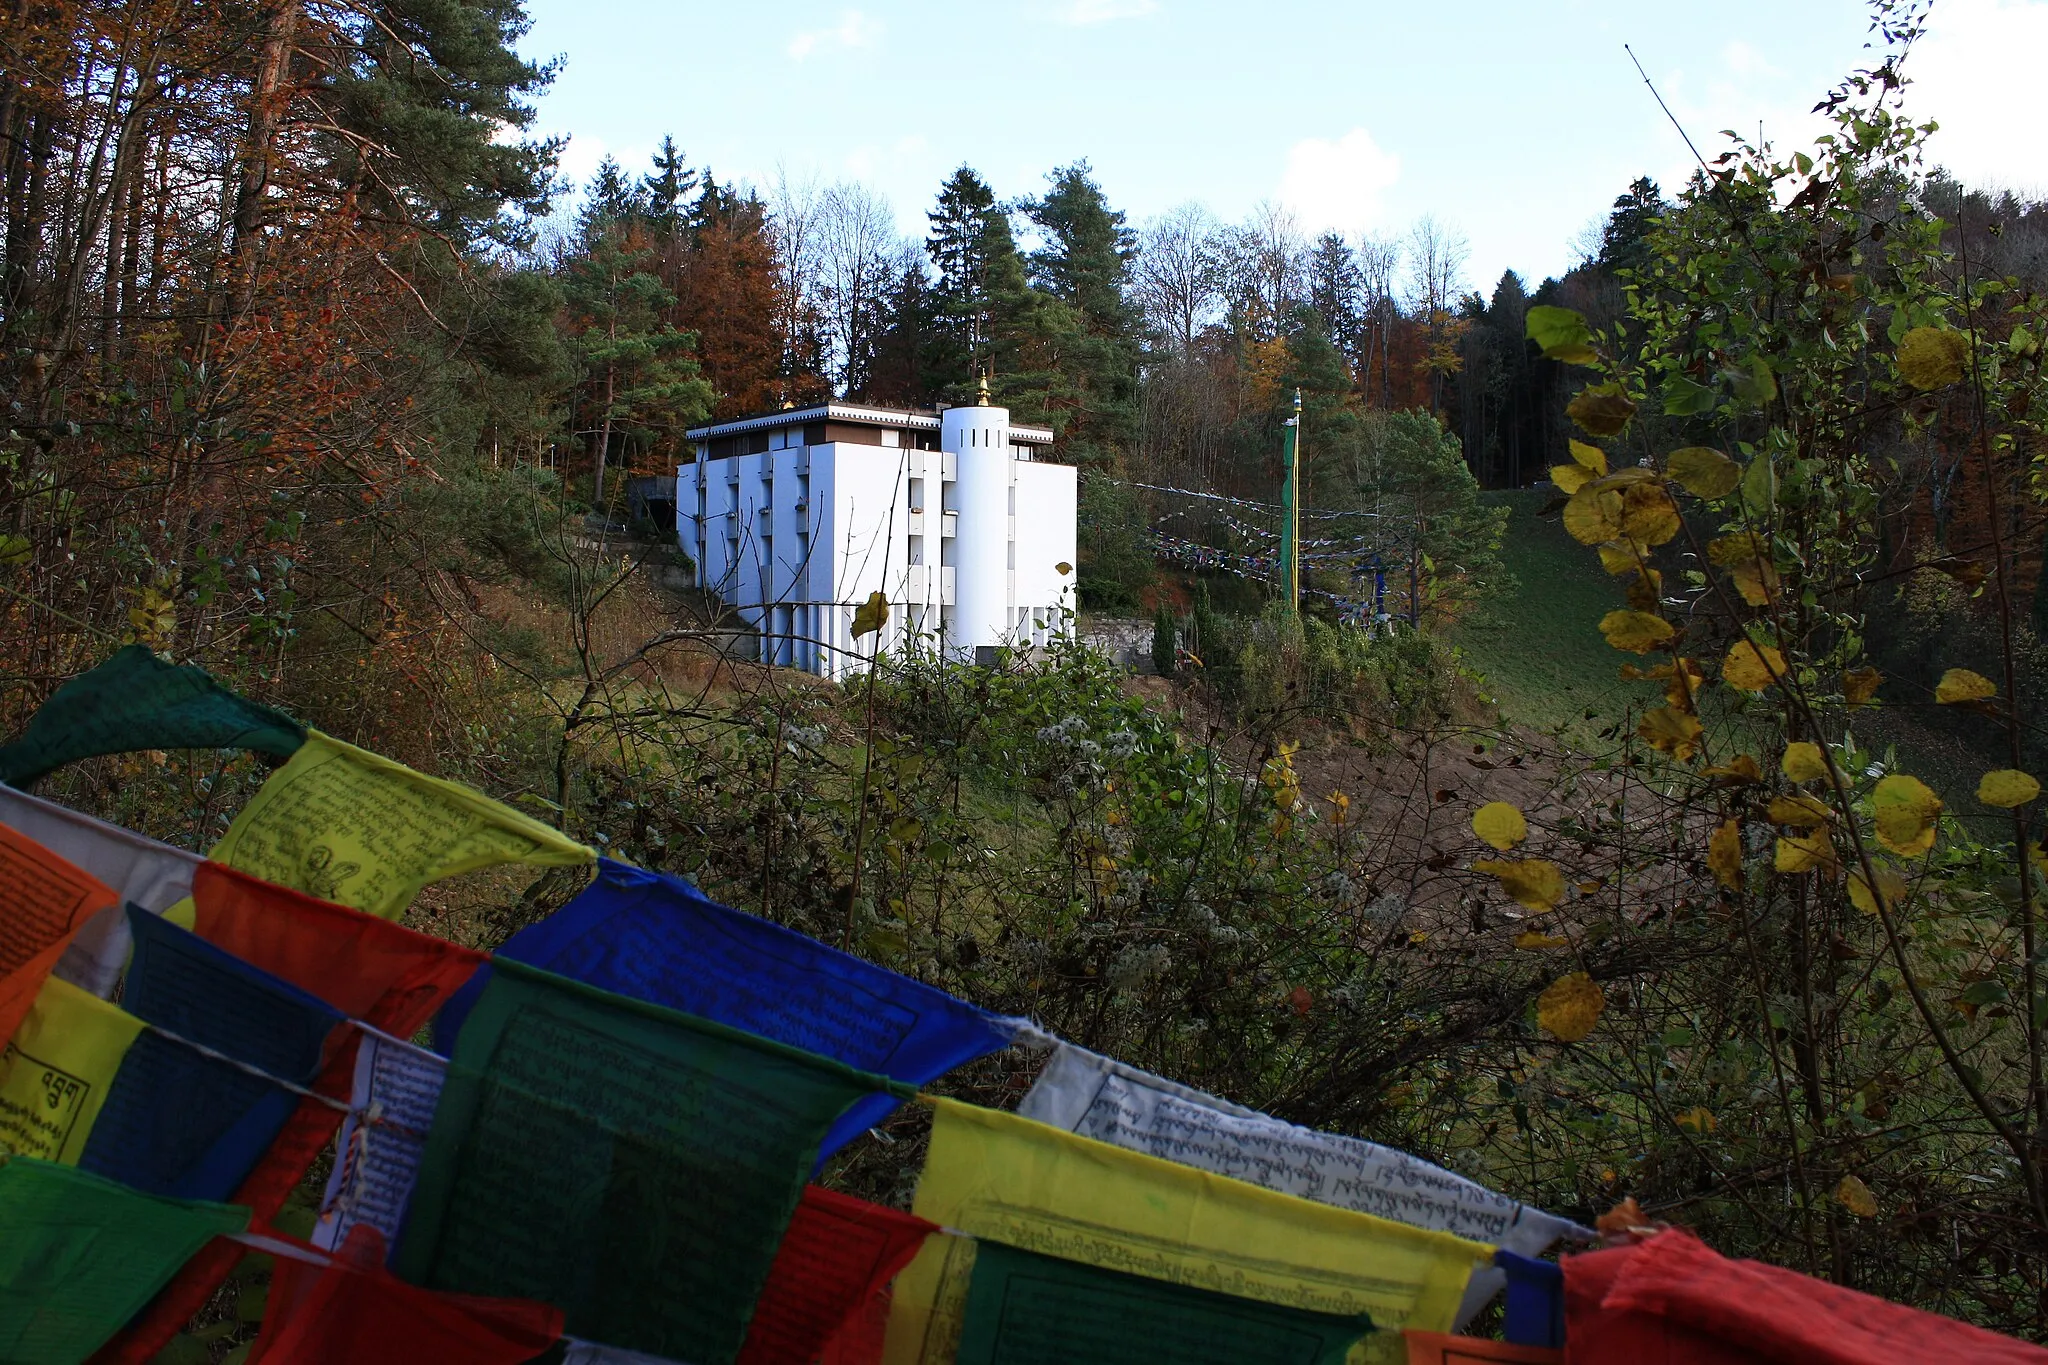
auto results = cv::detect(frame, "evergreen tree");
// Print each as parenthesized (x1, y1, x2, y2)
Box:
(578, 156, 639, 240)
(924, 166, 1031, 397)
(673, 186, 783, 417)
(869, 246, 945, 405)
(641, 135, 699, 236)
(1304, 232, 1367, 368)
(562, 204, 712, 506)
(1023, 162, 1143, 467)
(1597, 176, 1667, 274)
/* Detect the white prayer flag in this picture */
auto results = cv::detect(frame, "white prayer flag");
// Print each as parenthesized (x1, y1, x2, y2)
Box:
(1017, 1043, 1593, 1326)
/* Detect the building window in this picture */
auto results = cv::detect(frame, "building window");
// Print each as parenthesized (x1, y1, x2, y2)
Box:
(909, 477, 925, 513)
(1007, 540, 1016, 570)
(908, 534, 924, 566)
(881, 429, 900, 448)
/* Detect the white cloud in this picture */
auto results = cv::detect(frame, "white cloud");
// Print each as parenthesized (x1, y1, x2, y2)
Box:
(787, 9, 882, 61)
(1906, 0, 2048, 193)
(1277, 128, 1402, 235)
(1047, 0, 1160, 23)
(1722, 40, 1781, 80)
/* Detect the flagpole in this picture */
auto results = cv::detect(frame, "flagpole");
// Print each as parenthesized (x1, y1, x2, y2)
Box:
(1280, 388, 1302, 611)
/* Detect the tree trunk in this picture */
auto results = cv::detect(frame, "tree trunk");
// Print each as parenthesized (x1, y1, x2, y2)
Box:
(227, 1, 301, 315)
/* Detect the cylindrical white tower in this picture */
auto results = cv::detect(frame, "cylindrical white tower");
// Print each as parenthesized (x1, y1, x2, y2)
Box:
(942, 388, 1013, 661)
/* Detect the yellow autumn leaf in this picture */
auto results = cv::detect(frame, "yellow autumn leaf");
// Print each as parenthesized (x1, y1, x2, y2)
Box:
(1843, 666, 1883, 707)
(1674, 1106, 1717, 1133)
(851, 590, 890, 639)
(1472, 857, 1566, 911)
(1569, 439, 1608, 474)
(1768, 794, 1833, 828)
(1596, 540, 1641, 576)
(1727, 558, 1780, 607)
(1707, 531, 1769, 567)
(1536, 972, 1605, 1042)
(1847, 862, 1908, 916)
(1834, 1173, 1879, 1218)
(1934, 668, 1996, 705)
(1563, 486, 1625, 545)
(1601, 609, 1675, 654)
(1514, 929, 1570, 950)
(1708, 819, 1744, 888)
(1978, 769, 2040, 809)
(1473, 802, 1529, 851)
(1705, 754, 1762, 784)
(1667, 446, 1742, 499)
(1896, 326, 1967, 390)
(1638, 705, 1704, 761)
(1872, 773, 1942, 857)
(1619, 482, 1681, 546)
(1723, 640, 1786, 692)
(1775, 830, 1836, 873)
(1551, 464, 1594, 494)
(1781, 742, 1829, 783)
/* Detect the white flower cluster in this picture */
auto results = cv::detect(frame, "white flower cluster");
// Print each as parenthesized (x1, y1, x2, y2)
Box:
(1108, 942, 1173, 989)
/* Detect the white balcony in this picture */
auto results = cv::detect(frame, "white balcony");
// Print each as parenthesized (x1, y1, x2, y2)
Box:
(940, 566, 956, 605)
(941, 511, 958, 538)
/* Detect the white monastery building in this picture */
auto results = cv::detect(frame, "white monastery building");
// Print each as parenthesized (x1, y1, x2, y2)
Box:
(677, 388, 1078, 679)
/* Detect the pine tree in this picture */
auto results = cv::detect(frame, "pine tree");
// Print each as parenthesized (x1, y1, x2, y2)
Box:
(562, 202, 712, 506)
(1597, 177, 1666, 274)
(1304, 232, 1367, 371)
(1022, 162, 1143, 467)
(578, 156, 639, 240)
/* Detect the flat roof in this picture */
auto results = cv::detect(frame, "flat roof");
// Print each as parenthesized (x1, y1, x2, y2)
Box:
(686, 401, 1053, 444)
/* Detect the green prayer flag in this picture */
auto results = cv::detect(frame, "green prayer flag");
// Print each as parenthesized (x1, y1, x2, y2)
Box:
(0, 1154, 249, 1364)
(0, 646, 305, 786)
(395, 960, 902, 1364)
(954, 1242, 1374, 1365)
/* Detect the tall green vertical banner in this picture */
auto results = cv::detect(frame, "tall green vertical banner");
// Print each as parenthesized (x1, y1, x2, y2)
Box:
(1280, 388, 1302, 611)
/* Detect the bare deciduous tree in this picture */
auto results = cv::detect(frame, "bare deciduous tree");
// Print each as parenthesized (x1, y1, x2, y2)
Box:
(814, 181, 899, 396)
(1133, 201, 1219, 357)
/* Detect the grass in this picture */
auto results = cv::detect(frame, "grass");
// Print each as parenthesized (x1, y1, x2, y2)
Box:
(1452, 490, 1634, 744)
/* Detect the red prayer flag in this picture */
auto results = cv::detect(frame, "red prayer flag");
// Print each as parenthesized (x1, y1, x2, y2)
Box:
(91, 864, 487, 1365)
(250, 1226, 561, 1363)
(739, 1185, 937, 1365)
(0, 822, 118, 1044)
(1564, 1229, 2048, 1364)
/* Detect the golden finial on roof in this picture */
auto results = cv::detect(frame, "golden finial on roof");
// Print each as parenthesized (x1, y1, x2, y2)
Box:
(976, 373, 991, 406)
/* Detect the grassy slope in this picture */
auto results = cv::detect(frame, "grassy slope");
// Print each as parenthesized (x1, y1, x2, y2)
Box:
(1452, 490, 1633, 743)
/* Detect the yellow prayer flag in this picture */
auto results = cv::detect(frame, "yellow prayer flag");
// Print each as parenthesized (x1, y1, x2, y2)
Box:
(0, 975, 145, 1163)
(882, 1099, 1492, 1365)
(210, 730, 594, 918)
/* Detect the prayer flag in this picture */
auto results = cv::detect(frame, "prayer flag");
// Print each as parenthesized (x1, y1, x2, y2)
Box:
(1402, 1332, 1559, 1364)
(0, 645, 304, 787)
(0, 1154, 248, 1364)
(396, 960, 905, 1364)
(94, 867, 486, 1365)
(210, 729, 593, 918)
(740, 1186, 938, 1365)
(250, 1227, 563, 1365)
(0, 784, 200, 998)
(1018, 1044, 1590, 1324)
(76, 908, 342, 1200)
(437, 859, 1015, 1158)
(1564, 1229, 2048, 1364)
(187, 861, 486, 1028)
(953, 1241, 1372, 1365)
(0, 822, 119, 1044)
(314, 1030, 447, 1255)
(1493, 1250, 1561, 1350)
(883, 1099, 1493, 1365)
(0, 976, 144, 1162)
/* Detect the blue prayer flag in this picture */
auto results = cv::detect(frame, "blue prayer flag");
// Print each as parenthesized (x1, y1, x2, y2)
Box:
(436, 859, 1015, 1157)
(80, 907, 342, 1200)
(1495, 1247, 1564, 1349)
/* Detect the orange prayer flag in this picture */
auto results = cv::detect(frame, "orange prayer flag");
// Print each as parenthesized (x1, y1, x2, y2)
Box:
(0, 823, 118, 1047)
(1405, 1330, 1562, 1364)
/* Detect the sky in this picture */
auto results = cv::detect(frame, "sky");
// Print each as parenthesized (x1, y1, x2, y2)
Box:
(517, 0, 2048, 293)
